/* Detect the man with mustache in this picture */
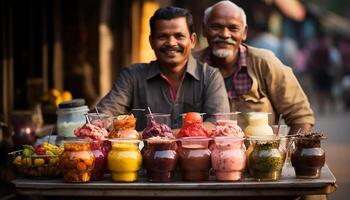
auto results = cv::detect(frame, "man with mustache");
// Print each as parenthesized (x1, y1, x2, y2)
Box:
(97, 6, 229, 130)
(194, 1, 314, 134)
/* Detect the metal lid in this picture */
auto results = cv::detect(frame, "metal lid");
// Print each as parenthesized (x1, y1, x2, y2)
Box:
(58, 99, 86, 109)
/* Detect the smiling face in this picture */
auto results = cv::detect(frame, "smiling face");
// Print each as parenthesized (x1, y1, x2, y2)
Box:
(150, 17, 196, 69)
(204, 4, 247, 59)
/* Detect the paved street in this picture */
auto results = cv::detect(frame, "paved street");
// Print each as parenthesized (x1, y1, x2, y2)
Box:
(313, 110, 350, 200)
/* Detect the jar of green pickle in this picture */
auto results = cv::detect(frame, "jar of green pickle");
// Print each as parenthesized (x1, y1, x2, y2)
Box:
(248, 136, 284, 181)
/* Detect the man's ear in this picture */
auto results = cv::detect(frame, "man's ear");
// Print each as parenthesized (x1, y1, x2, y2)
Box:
(242, 25, 248, 41)
(190, 32, 197, 48)
(149, 35, 155, 50)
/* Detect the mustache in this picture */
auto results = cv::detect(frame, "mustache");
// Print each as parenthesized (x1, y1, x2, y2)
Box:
(159, 45, 184, 53)
(212, 37, 237, 45)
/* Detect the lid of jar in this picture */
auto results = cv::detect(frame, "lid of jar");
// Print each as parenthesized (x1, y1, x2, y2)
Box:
(58, 99, 86, 109)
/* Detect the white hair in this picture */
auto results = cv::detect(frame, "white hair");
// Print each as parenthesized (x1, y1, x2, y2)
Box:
(203, 1, 247, 27)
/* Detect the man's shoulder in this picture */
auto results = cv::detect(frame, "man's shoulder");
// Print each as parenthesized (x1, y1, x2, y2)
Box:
(246, 44, 277, 61)
(119, 62, 154, 76)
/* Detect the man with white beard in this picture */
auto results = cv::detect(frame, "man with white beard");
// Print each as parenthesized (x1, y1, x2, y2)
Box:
(194, 0, 314, 135)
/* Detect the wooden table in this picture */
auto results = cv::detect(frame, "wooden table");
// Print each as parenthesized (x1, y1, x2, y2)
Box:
(12, 164, 337, 198)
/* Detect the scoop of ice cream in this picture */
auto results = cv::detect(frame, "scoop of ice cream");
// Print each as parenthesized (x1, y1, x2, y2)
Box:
(211, 119, 244, 137)
(142, 120, 175, 139)
(74, 123, 109, 140)
(177, 123, 209, 138)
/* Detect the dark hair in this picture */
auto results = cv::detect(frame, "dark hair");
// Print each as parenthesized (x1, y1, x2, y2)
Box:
(149, 6, 194, 37)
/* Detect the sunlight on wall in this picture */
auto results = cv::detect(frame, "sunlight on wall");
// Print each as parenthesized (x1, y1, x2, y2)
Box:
(139, 2, 159, 63)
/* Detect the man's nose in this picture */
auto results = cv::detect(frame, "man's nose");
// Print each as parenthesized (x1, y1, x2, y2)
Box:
(219, 27, 230, 38)
(166, 36, 177, 46)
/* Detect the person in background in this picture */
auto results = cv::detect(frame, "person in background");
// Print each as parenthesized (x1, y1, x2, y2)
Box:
(97, 6, 230, 130)
(194, 0, 314, 135)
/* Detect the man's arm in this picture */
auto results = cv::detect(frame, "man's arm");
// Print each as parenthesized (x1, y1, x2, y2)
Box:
(263, 52, 315, 129)
(289, 123, 312, 135)
(96, 69, 133, 116)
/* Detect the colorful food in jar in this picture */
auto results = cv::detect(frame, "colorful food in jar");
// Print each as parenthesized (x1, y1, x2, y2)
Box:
(143, 137, 178, 182)
(179, 137, 211, 181)
(248, 136, 284, 181)
(291, 131, 326, 179)
(211, 112, 244, 137)
(107, 139, 142, 182)
(109, 114, 140, 139)
(142, 114, 174, 139)
(11, 143, 63, 178)
(59, 139, 95, 182)
(74, 123, 108, 140)
(177, 112, 209, 138)
(244, 112, 274, 137)
(211, 136, 246, 181)
(90, 140, 107, 180)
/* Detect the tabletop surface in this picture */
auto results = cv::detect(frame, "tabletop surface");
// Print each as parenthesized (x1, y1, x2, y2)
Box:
(12, 164, 337, 197)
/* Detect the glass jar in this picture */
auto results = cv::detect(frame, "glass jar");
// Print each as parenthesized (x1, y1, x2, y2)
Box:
(60, 139, 95, 182)
(179, 137, 211, 181)
(211, 136, 246, 181)
(291, 137, 326, 179)
(56, 99, 89, 138)
(143, 137, 178, 182)
(142, 113, 174, 139)
(248, 136, 284, 181)
(211, 112, 244, 137)
(85, 113, 112, 131)
(90, 140, 107, 181)
(244, 112, 274, 137)
(107, 139, 142, 182)
(109, 114, 140, 139)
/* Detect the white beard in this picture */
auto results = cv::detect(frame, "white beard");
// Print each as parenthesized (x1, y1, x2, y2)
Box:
(212, 49, 233, 58)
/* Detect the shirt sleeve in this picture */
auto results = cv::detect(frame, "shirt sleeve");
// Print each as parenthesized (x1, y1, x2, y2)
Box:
(203, 65, 231, 122)
(96, 69, 133, 116)
(263, 52, 315, 126)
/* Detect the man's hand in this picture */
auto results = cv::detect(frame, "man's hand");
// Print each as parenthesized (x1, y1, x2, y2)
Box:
(289, 123, 313, 135)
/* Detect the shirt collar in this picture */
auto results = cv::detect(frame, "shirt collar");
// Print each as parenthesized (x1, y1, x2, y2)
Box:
(146, 55, 200, 81)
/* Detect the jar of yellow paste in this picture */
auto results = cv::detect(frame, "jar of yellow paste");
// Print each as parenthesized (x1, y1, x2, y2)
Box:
(107, 139, 142, 182)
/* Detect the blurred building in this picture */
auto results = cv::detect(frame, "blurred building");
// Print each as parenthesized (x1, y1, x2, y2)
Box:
(1, 0, 350, 130)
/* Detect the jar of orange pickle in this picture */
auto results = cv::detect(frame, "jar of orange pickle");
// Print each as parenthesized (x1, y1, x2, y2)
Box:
(59, 139, 95, 182)
(109, 114, 140, 139)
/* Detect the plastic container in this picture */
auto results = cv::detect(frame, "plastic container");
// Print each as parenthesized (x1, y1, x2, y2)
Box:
(178, 137, 211, 181)
(248, 136, 284, 181)
(107, 139, 142, 182)
(59, 139, 95, 182)
(291, 136, 326, 179)
(56, 99, 89, 137)
(211, 136, 246, 181)
(143, 137, 178, 182)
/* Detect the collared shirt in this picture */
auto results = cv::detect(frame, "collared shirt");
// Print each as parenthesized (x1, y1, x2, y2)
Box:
(97, 56, 230, 130)
(196, 45, 252, 99)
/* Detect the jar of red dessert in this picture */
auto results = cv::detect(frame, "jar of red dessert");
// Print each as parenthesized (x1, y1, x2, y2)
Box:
(143, 137, 178, 182)
(90, 140, 107, 180)
(179, 137, 211, 181)
(211, 136, 246, 181)
(60, 139, 95, 182)
(291, 133, 326, 179)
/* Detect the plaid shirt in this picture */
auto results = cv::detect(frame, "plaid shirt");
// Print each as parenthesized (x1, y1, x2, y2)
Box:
(200, 45, 252, 99)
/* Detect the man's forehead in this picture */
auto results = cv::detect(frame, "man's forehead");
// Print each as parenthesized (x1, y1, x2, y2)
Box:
(154, 17, 189, 32)
(208, 7, 243, 24)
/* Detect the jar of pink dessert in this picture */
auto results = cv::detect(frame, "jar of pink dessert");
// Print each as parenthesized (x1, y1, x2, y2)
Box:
(211, 136, 246, 181)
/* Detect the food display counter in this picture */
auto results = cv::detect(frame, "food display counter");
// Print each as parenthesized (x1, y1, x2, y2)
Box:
(12, 164, 336, 198)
